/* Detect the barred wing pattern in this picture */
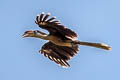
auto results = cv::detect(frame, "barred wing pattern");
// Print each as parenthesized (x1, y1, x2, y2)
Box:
(35, 12, 77, 40)
(40, 42, 79, 67)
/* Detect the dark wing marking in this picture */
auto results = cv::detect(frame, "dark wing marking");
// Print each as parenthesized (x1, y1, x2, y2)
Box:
(39, 42, 79, 68)
(35, 12, 77, 40)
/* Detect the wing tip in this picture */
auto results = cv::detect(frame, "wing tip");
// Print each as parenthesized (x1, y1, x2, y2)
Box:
(47, 12, 51, 15)
(41, 12, 45, 14)
(36, 14, 40, 16)
(61, 65, 70, 68)
(52, 16, 56, 18)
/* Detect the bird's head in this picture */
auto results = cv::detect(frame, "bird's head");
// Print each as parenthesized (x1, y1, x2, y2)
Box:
(22, 30, 47, 38)
(22, 30, 36, 38)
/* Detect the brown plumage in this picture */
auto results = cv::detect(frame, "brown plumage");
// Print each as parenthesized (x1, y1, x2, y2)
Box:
(40, 42, 79, 67)
(23, 12, 111, 68)
(35, 12, 77, 40)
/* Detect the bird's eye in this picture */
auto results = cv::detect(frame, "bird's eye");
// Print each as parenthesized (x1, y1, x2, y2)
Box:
(34, 31, 37, 34)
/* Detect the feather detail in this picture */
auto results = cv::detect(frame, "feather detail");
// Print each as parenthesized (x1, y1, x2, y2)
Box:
(47, 16, 56, 22)
(43, 13, 50, 22)
(35, 12, 77, 40)
(39, 42, 79, 67)
(40, 12, 44, 22)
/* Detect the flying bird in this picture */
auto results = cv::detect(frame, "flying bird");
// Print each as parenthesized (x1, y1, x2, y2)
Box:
(22, 12, 111, 68)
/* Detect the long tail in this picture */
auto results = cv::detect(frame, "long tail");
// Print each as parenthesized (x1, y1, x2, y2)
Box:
(74, 40, 111, 50)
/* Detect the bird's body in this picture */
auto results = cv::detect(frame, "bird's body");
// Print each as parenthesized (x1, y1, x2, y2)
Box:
(48, 35, 73, 47)
(23, 12, 111, 68)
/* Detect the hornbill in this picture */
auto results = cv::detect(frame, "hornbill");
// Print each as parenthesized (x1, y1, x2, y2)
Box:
(22, 12, 111, 68)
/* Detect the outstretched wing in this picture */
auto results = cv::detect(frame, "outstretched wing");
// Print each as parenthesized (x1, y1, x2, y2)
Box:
(35, 12, 77, 40)
(40, 42, 79, 68)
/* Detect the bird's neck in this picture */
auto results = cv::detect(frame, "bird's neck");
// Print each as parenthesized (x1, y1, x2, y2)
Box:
(34, 34, 49, 40)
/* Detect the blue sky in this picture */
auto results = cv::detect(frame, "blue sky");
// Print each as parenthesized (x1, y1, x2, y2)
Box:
(0, 0, 120, 80)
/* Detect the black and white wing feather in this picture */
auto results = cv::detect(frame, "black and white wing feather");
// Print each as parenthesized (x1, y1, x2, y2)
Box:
(35, 12, 77, 40)
(40, 42, 79, 68)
